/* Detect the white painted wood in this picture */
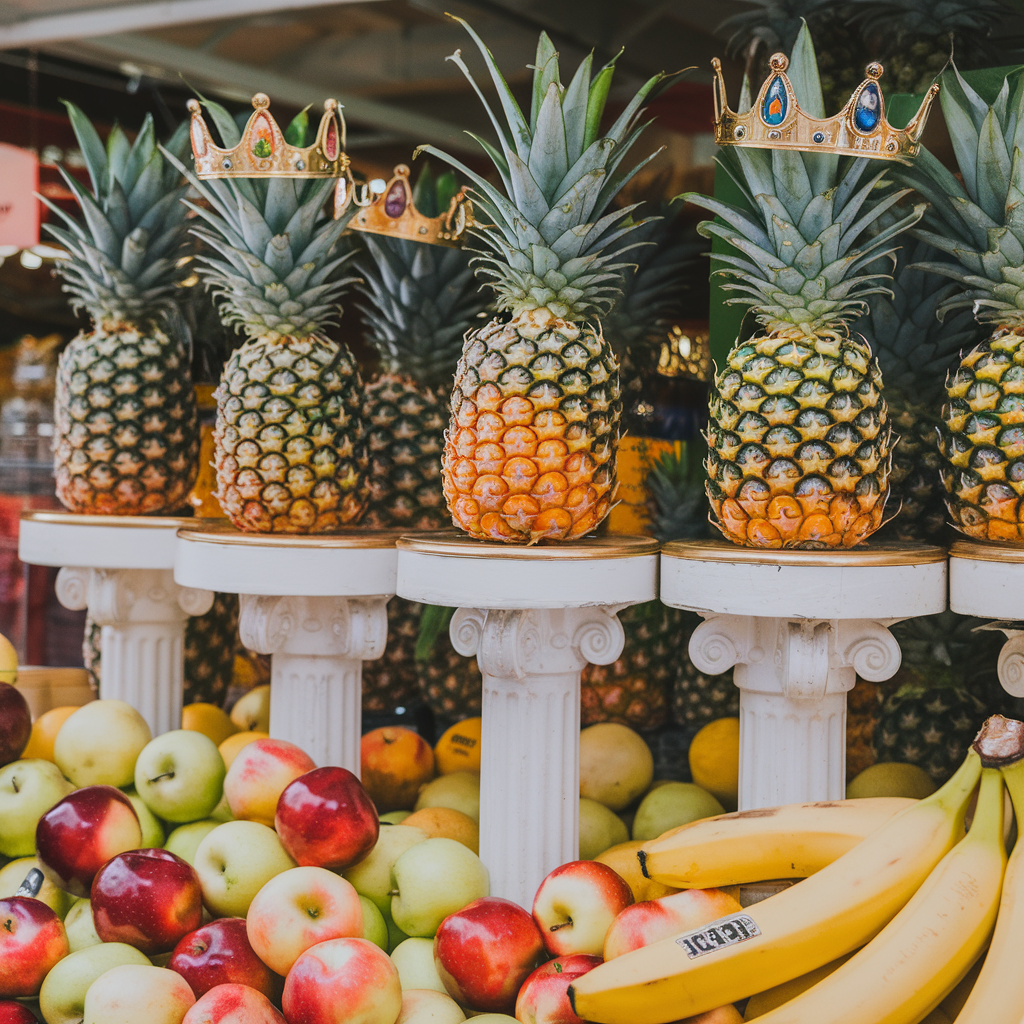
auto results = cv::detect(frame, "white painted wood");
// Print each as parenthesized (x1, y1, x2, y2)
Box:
(18, 513, 186, 570)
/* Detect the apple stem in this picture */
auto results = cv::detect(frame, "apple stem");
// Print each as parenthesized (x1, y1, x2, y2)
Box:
(149, 772, 175, 783)
(389, 889, 399, 897)
(10, 778, 17, 794)
(550, 920, 572, 931)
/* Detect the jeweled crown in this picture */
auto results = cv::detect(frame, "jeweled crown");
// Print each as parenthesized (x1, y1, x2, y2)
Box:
(188, 93, 350, 179)
(337, 164, 474, 248)
(712, 54, 938, 162)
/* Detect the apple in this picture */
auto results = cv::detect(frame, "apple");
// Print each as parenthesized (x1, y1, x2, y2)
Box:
(602, 888, 743, 960)
(464, 1018, 518, 1023)
(390, 937, 447, 993)
(135, 731, 226, 825)
(123, 787, 166, 848)
(387, 908, 411, 952)
(170, 918, 277, 999)
(38, 941, 150, 1024)
(391, 838, 489, 937)
(381, 811, 411, 824)
(82, 964, 195, 1024)
(360, 895, 388, 950)
(229, 684, 270, 733)
(222, 739, 315, 827)
(396, 989, 465, 1024)
(164, 820, 220, 865)
(360, 727, 435, 813)
(91, 848, 203, 955)
(0, 1002, 37, 1024)
(182, 983, 285, 1024)
(515, 954, 603, 1024)
(342, 824, 429, 914)
(0, 897, 69, 997)
(246, 865, 363, 976)
(578, 798, 629, 860)
(63, 898, 102, 951)
(35, 786, 142, 897)
(0, 760, 75, 858)
(433, 897, 543, 1014)
(532, 860, 634, 956)
(413, 772, 479, 823)
(0, 858, 75, 919)
(275, 767, 378, 871)
(192, 821, 296, 918)
(282, 937, 402, 1024)
(0, 683, 31, 768)
(53, 700, 151, 788)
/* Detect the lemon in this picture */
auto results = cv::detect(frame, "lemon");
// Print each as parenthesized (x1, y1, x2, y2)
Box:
(21, 705, 80, 762)
(847, 762, 936, 799)
(434, 717, 482, 775)
(182, 702, 238, 747)
(688, 717, 740, 808)
(0, 632, 17, 685)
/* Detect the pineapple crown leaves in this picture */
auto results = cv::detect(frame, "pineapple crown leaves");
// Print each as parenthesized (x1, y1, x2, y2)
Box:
(894, 65, 1024, 325)
(849, 0, 1009, 56)
(686, 24, 925, 335)
(647, 442, 712, 543)
(719, 0, 847, 63)
(40, 102, 192, 328)
(160, 97, 356, 343)
(416, 18, 678, 322)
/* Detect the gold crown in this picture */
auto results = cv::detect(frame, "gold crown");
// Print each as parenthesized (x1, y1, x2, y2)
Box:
(712, 54, 939, 162)
(187, 93, 350, 179)
(336, 165, 474, 248)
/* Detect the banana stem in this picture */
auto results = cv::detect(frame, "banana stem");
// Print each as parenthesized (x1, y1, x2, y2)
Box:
(1000, 758, 1024, 831)
(967, 769, 1007, 849)
(923, 750, 982, 833)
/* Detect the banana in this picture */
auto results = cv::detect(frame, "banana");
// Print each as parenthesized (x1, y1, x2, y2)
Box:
(640, 798, 915, 888)
(742, 953, 854, 1019)
(567, 751, 982, 1024)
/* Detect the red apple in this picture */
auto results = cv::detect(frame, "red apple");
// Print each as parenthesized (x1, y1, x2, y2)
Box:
(0, 683, 30, 768)
(282, 937, 402, 1024)
(91, 848, 203, 955)
(170, 919, 279, 1000)
(516, 954, 602, 1024)
(35, 785, 143, 897)
(533, 861, 633, 957)
(0, 897, 69, 997)
(0, 1002, 38, 1024)
(274, 767, 379, 871)
(602, 888, 743, 960)
(433, 896, 544, 1014)
(223, 738, 315, 827)
(182, 984, 286, 1023)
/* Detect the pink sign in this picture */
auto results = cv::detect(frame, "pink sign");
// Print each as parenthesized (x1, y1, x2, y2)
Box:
(0, 143, 40, 249)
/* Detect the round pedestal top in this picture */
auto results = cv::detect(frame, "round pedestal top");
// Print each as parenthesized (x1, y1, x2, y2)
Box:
(18, 510, 191, 570)
(949, 539, 1024, 564)
(949, 538, 1024, 618)
(662, 539, 947, 620)
(174, 521, 400, 597)
(396, 531, 658, 609)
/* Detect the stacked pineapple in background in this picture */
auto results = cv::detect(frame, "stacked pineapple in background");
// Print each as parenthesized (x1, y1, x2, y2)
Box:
(43, 104, 199, 515)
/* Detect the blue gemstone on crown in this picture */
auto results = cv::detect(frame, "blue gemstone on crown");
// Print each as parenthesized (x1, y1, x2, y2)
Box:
(762, 77, 788, 126)
(854, 83, 882, 133)
(813, 131, 825, 143)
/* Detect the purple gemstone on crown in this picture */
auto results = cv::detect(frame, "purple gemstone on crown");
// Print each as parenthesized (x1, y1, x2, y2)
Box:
(384, 183, 407, 218)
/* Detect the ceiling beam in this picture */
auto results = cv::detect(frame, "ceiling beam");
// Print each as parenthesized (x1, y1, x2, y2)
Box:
(0, 0, 383, 50)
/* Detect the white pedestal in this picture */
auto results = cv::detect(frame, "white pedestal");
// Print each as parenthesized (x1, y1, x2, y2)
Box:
(396, 533, 658, 909)
(18, 512, 213, 736)
(661, 541, 948, 810)
(175, 523, 398, 773)
(949, 540, 1024, 696)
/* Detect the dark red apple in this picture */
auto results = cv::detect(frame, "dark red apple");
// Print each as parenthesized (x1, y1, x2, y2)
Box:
(0, 683, 30, 768)
(0, 1001, 39, 1023)
(434, 896, 545, 1013)
(0, 897, 69, 997)
(170, 918, 279, 1000)
(91, 848, 203, 955)
(274, 767, 378, 871)
(35, 785, 142, 897)
(516, 954, 603, 1024)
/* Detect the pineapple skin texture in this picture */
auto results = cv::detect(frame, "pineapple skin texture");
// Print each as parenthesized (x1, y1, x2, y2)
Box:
(707, 328, 892, 549)
(54, 325, 198, 515)
(443, 308, 621, 544)
(940, 326, 1024, 544)
(213, 334, 368, 534)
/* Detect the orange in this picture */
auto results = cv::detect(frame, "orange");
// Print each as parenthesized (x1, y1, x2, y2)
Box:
(219, 729, 269, 768)
(434, 717, 482, 775)
(360, 727, 435, 813)
(20, 706, 79, 762)
(402, 807, 479, 854)
(182, 702, 238, 747)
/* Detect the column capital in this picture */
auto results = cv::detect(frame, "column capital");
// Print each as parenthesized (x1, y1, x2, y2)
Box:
(56, 567, 213, 625)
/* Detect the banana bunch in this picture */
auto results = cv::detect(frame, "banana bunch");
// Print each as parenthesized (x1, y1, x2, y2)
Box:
(569, 714, 1024, 1024)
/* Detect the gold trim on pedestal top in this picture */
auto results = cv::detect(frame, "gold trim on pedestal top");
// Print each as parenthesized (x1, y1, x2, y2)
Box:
(20, 510, 191, 529)
(396, 531, 660, 560)
(662, 539, 947, 567)
(950, 539, 1024, 564)
(176, 520, 403, 549)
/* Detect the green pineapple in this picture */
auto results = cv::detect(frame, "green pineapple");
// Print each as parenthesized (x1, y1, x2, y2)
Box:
(416, 605, 482, 723)
(44, 104, 198, 514)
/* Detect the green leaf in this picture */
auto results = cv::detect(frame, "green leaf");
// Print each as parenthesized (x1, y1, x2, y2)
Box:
(531, 33, 559, 129)
(415, 605, 456, 662)
(61, 101, 108, 195)
(584, 64, 615, 151)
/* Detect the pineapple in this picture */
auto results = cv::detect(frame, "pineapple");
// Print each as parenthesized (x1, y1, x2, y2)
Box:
(896, 68, 1024, 544)
(420, 21, 670, 544)
(416, 604, 482, 723)
(166, 101, 367, 533)
(686, 26, 922, 549)
(43, 104, 198, 515)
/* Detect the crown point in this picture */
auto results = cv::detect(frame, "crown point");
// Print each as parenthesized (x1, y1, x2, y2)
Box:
(866, 62, 883, 80)
(396, 164, 411, 177)
(324, 98, 338, 112)
(769, 53, 788, 72)
(252, 93, 271, 110)
(187, 99, 201, 114)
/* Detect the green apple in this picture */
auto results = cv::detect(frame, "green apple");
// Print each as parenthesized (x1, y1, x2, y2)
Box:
(413, 772, 479, 822)
(380, 810, 411, 824)
(54, 699, 152, 788)
(163, 819, 220, 865)
(385, 909, 410, 954)
(396, 989, 466, 1023)
(390, 936, 446, 993)
(631, 782, 725, 842)
(0, 856, 75, 918)
(579, 797, 629, 859)
(360, 894, 388, 950)
(391, 837, 489, 937)
(342, 823, 430, 914)
(134, 730, 225, 824)
(64, 898, 102, 951)
(40, 941, 150, 1023)
(122, 786, 165, 848)
(193, 819, 296, 918)
(210, 792, 234, 822)
(230, 683, 270, 732)
(0, 759, 75, 858)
